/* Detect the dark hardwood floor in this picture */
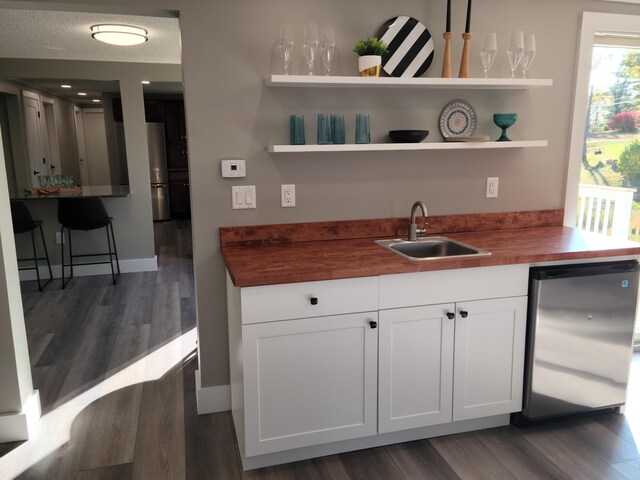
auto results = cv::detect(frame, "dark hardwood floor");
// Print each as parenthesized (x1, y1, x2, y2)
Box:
(0, 219, 639, 479)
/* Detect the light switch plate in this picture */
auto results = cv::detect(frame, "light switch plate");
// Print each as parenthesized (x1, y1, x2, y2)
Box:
(221, 159, 246, 178)
(232, 185, 256, 209)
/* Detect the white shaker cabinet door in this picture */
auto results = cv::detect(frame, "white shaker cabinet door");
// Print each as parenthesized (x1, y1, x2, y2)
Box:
(453, 296, 527, 421)
(378, 304, 455, 433)
(243, 312, 378, 457)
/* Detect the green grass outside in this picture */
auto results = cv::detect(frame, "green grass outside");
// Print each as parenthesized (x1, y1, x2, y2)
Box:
(580, 135, 639, 186)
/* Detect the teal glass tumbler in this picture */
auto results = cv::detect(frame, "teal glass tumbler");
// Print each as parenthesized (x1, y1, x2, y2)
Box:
(331, 114, 345, 144)
(290, 114, 306, 145)
(37, 175, 50, 188)
(355, 114, 370, 144)
(317, 114, 332, 145)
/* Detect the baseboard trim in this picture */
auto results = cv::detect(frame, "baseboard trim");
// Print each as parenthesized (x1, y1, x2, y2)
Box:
(195, 370, 231, 414)
(0, 390, 41, 443)
(18, 256, 158, 281)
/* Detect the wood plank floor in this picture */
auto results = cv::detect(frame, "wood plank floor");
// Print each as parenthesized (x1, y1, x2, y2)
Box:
(0, 219, 639, 479)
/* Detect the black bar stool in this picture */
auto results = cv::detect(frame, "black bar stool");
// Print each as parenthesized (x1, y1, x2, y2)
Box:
(10, 200, 53, 291)
(58, 197, 120, 289)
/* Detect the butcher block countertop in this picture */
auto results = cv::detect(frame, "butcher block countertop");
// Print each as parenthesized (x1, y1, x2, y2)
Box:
(221, 210, 640, 287)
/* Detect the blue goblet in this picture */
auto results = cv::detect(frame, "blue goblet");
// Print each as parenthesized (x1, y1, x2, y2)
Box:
(493, 113, 517, 142)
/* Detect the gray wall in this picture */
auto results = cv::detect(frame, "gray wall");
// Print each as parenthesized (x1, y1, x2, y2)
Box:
(4, 0, 640, 391)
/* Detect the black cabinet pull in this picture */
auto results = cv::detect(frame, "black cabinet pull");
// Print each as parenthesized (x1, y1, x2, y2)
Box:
(459, 310, 469, 318)
(33, 170, 40, 175)
(446, 312, 455, 320)
(309, 297, 318, 305)
(369, 321, 377, 329)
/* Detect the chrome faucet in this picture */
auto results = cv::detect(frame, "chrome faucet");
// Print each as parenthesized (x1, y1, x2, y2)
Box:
(408, 201, 428, 241)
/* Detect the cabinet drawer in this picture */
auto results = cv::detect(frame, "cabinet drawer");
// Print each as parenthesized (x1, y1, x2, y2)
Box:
(240, 276, 378, 324)
(379, 264, 528, 309)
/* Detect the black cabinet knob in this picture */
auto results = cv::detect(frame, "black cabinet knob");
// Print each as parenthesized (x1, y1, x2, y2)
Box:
(446, 312, 455, 320)
(309, 297, 318, 305)
(460, 310, 469, 318)
(369, 321, 377, 329)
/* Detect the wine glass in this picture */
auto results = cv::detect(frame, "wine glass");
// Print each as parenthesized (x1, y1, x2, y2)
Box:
(320, 26, 336, 76)
(277, 24, 294, 75)
(303, 23, 319, 75)
(507, 31, 524, 78)
(480, 33, 497, 78)
(521, 34, 536, 79)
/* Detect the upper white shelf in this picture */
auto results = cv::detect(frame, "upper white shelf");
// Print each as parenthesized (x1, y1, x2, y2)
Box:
(268, 141, 548, 153)
(265, 75, 553, 90)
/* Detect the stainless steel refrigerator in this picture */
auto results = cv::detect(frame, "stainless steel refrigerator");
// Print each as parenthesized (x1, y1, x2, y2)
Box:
(520, 260, 639, 422)
(147, 122, 170, 221)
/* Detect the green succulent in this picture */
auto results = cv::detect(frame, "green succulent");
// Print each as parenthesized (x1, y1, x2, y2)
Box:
(353, 37, 388, 56)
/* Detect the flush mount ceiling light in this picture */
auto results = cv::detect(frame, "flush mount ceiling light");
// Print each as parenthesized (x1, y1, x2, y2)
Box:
(78, 92, 87, 96)
(92, 99, 101, 103)
(141, 80, 151, 85)
(90, 24, 148, 46)
(60, 84, 72, 88)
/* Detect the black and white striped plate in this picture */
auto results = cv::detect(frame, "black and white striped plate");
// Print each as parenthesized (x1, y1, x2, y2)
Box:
(376, 16, 435, 77)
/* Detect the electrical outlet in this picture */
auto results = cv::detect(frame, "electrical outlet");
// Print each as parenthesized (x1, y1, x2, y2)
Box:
(281, 184, 295, 207)
(55, 232, 65, 244)
(486, 177, 499, 198)
(232, 185, 256, 209)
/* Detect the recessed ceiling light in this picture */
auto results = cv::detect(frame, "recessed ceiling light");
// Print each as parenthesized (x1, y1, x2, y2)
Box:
(78, 92, 87, 96)
(60, 84, 72, 88)
(90, 24, 148, 46)
(92, 99, 101, 103)
(141, 80, 151, 85)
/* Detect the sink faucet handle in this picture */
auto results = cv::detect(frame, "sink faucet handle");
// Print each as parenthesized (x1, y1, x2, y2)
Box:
(416, 222, 428, 237)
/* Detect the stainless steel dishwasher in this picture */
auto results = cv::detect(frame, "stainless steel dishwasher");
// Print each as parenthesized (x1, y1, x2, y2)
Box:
(519, 260, 639, 423)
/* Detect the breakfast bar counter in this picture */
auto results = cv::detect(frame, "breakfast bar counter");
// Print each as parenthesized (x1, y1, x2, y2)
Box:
(11, 185, 131, 200)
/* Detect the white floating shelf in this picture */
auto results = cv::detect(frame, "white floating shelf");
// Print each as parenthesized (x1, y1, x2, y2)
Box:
(267, 141, 548, 153)
(265, 75, 553, 90)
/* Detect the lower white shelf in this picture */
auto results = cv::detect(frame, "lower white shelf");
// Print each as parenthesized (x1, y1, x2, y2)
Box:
(267, 141, 548, 153)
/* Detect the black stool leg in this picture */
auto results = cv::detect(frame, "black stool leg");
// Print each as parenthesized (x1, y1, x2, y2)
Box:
(38, 224, 53, 284)
(61, 226, 66, 289)
(68, 229, 74, 281)
(30, 229, 42, 291)
(106, 224, 116, 285)
(109, 222, 121, 277)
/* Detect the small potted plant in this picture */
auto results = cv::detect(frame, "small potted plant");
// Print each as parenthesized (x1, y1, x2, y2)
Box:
(353, 37, 388, 77)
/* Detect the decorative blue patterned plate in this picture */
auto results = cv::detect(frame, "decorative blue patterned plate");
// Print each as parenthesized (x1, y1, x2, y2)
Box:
(439, 100, 477, 138)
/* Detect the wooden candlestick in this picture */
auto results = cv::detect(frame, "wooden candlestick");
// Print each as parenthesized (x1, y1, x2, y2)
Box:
(458, 32, 472, 78)
(442, 32, 452, 78)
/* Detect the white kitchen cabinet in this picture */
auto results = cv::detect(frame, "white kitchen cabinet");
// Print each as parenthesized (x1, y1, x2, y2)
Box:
(378, 296, 526, 433)
(453, 296, 527, 421)
(242, 312, 378, 456)
(378, 304, 455, 433)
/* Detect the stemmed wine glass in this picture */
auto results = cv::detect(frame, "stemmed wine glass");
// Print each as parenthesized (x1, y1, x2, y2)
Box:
(521, 34, 536, 79)
(480, 33, 497, 78)
(507, 31, 524, 79)
(277, 24, 294, 75)
(303, 23, 319, 75)
(320, 26, 336, 76)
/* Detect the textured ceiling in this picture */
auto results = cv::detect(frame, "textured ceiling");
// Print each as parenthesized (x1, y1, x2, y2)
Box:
(0, 9, 180, 64)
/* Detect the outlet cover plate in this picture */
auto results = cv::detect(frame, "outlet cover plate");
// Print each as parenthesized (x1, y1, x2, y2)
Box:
(281, 184, 295, 207)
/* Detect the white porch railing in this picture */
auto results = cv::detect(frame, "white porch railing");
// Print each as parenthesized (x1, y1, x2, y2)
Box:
(577, 184, 636, 239)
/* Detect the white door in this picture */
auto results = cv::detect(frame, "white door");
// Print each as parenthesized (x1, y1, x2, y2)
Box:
(243, 312, 378, 457)
(22, 94, 47, 187)
(378, 304, 455, 433)
(74, 107, 90, 186)
(82, 109, 111, 185)
(41, 98, 61, 175)
(453, 296, 527, 421)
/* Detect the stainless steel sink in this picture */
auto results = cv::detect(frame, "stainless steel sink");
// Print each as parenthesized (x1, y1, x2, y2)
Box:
(376, 236, 491, 261)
